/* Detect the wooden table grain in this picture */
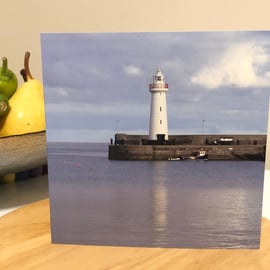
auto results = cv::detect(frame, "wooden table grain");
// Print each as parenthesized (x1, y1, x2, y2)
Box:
(1, 199, 270, 270)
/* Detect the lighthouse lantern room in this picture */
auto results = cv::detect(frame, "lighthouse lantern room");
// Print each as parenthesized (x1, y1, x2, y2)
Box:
(149, 68, 169, 142)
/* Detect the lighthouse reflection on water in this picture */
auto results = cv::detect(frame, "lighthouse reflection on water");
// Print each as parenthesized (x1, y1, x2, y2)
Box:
(151, 162, 169, 246)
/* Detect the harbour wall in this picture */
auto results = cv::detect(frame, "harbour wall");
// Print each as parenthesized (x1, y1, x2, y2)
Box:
(108, 134, 266, 161)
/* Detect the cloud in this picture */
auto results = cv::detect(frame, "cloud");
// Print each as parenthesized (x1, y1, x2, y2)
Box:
(122, 64, 142, 76)
(51, 87, 69, 97)
(85, 66, 111, 80)
(45, 101, 149, 116)
(191, 42, 270, 89)
(46, 128, 113, 142)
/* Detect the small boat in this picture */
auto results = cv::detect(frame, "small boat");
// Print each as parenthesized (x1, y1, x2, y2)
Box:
(168, 157, 184, 161)
(188, 149, 208, 160)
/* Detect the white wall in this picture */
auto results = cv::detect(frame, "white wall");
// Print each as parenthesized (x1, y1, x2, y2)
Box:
(2, 0, 270, 85)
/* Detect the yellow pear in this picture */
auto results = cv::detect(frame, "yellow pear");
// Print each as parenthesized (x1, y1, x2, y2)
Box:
(0, 52, 46, 137)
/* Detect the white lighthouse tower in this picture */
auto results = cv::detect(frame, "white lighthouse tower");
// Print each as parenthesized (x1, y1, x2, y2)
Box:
(149, 68, 169, 142)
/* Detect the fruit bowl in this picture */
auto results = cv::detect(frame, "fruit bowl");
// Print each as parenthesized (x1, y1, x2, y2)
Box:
(0, 131, 47, 175)
(0, 52, 47, 183)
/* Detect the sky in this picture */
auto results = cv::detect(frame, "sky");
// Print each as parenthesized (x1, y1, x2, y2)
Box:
(41, 31, 270, 142)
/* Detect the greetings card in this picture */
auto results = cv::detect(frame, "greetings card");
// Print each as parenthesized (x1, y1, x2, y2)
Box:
(41, 31, 266, 248)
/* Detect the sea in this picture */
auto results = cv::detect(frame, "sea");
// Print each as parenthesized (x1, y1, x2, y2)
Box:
(47, 142, 264, 249)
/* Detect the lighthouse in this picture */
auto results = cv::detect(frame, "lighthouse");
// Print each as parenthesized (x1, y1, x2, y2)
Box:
(149, 68, 169, 142)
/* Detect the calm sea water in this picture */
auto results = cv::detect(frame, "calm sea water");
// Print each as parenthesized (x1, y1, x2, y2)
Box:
(47, 142, 264, 249)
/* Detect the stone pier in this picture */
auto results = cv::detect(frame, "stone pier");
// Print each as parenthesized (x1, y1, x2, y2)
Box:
(108, 134, 266, 161)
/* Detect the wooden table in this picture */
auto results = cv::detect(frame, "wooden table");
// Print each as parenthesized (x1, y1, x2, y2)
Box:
(1, 199, 270, 269)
